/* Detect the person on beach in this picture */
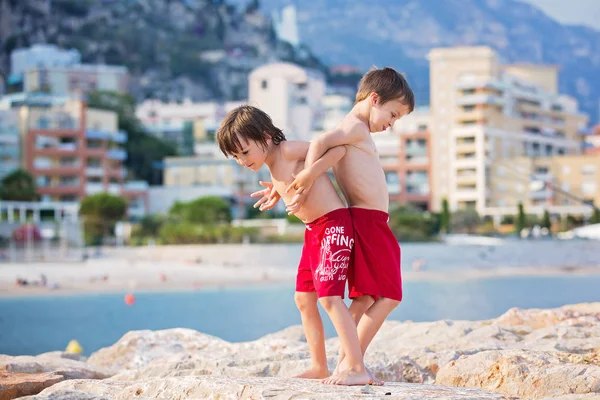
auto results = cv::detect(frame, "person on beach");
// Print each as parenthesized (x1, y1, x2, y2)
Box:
(216, 105, 373, 386)
(259, 67, 415, 385)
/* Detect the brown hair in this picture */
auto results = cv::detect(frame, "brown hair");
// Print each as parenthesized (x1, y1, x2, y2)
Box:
(217, 105, 286, 157)
(355, 67, 415, 112)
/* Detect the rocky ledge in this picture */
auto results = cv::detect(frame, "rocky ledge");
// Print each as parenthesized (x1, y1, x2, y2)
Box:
(1, 303, 599, 399)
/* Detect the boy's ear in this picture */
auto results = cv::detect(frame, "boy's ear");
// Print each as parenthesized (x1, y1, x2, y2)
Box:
(264, 131, 272, 144)
(370, 92, 379, 106)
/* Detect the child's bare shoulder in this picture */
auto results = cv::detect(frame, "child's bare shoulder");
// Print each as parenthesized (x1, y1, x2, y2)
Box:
(280, 140, 309, 161)
(338, 115, 370, 139)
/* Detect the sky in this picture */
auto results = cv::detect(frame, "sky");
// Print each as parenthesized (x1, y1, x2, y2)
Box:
(520, 0, 600, 30)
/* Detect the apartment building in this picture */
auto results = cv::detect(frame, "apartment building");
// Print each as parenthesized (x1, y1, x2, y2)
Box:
(11, 44, 81, 78)
(0, 110, 20, 181)
(162, 143, 272, 219)
(135, 99, 244, 155)
(249, 62, 326, 141)
(24, 64, 129, 96)
(0, 93, 147, 216)
(372, 107, 432, 210)
(583, 125, 600, 155)
(489, 154, 599, 218)
(428, 46, 588, 214)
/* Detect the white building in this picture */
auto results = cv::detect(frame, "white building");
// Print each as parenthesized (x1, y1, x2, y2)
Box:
(135, 99, 245, 154)
(10, 44, 81, 78)
(272, 5, 300, 47)
(249, 62, 326, 141)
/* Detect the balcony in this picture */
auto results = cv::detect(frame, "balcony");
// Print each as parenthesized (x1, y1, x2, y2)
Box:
(405, 184, 429, 195)
(455, 142, 477, 153)
(530, 189, 552, 200)
(85, 182, 105, 195)
(107, 149, 127, 161)
(108, 167, 127, 179)
(405, 156, 429, 165)
(0, 134, 19, 144)
(456, 94, 504, 107)
(455, 78, 505, 92)
(404, 145, 427, 157)
(85, 130, 108, 140)
(29, 113, 80, 133)
(35, 144, 78, 156)
(387, 183, 401, 194)
(108, 183, 121, 195)
(86, 167, 104, 177)
(113, 130, 127, 143)
(456, 173, 477, 184)
(0, 147, 19, 158)
(124, 180, 149, 192)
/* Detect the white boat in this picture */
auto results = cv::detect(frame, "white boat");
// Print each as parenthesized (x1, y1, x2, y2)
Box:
(442, 234, 504, 246)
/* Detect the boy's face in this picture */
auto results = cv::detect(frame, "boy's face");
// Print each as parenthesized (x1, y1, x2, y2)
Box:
(229, 135, 269, 172)
(369, 93, 411, 133)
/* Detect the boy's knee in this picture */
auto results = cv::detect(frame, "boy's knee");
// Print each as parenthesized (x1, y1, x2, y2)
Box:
(381, 297, 401, 310)
(294, 291, 316, 312)
(318, 296, 342, 312)
(354, 295, 375, 309)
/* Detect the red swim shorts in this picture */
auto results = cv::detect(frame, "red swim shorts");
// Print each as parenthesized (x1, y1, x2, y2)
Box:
(296, 208, 353, 298)
(348, 207, 402, 302)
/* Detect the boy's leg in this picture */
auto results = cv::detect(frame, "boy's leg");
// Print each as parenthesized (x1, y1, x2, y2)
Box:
(334, 295, 383, 385)
(293, 291, 329, 379)
(333, 295, 373, 370)
(318, 296, 371, 386)
(355, 297, 401, 355)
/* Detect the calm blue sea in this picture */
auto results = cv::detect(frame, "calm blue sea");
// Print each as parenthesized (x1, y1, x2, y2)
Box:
(1, 274, 600, 356)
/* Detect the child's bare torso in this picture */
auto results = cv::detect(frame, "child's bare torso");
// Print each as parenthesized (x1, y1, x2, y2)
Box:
(333, 116, 389, 212)
(270, 157, 345, 223)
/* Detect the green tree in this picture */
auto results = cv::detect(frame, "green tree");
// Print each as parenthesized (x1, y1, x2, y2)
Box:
(0, 169, 38, 201)
(440, 197, 451, 233)
(87, 91, 176, 185)
(388, 203, 437, 242)
(169, 196, 232, 224)
(516, 202, 526, 235)
(542, 210, 552, 230)
(591, 208, 600, 224)
(451, 208, 481, 234)
(79, 193, 127, 245)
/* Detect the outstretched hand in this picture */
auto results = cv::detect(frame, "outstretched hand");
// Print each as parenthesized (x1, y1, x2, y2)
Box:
(250, 181, 280, 211)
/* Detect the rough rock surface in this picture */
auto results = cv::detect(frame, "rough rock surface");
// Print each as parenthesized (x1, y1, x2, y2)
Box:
(3, 303, 599, 399)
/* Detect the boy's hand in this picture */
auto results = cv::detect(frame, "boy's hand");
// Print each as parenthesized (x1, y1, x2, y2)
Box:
(285, 169, 315, 197)
(285, 192, 307, 215)
(250, 181, 280, 211)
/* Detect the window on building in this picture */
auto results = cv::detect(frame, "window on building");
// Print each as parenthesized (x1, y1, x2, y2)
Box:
(581, 182, 597, 195)
(581, 164, 596, 175)
(261, 80, 268, 89)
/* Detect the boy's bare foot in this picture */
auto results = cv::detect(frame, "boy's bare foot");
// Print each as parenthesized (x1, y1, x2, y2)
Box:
(322, 368, 372, 386)
(367, 367, 384, 386)
(332, 359, 383, 386)
(293, 367, 331, 379)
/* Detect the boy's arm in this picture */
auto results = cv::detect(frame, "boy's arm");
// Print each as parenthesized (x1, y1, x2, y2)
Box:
(285, 145, 346, 196)
(284, 145, 346, 215)
(304, 122, 368, 168)
(249, 141, 309, 212)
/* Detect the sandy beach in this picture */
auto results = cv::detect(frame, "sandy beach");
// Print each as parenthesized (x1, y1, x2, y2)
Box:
(1, 243, 600, 298)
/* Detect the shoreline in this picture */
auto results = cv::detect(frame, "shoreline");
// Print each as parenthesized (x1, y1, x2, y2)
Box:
(1, 260, 599, 299)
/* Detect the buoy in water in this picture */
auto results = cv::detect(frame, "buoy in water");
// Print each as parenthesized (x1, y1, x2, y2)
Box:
(66, 339, 83, 354)
(124, 293, 135, 306)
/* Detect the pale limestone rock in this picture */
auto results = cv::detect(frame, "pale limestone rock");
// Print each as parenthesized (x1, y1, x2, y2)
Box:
(435, 349, 600, 398)
(20, 376, 511, 399)
(8, 302, 600, 399)
(0, 372, 63, 400)
(0, 353, 111, 380)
